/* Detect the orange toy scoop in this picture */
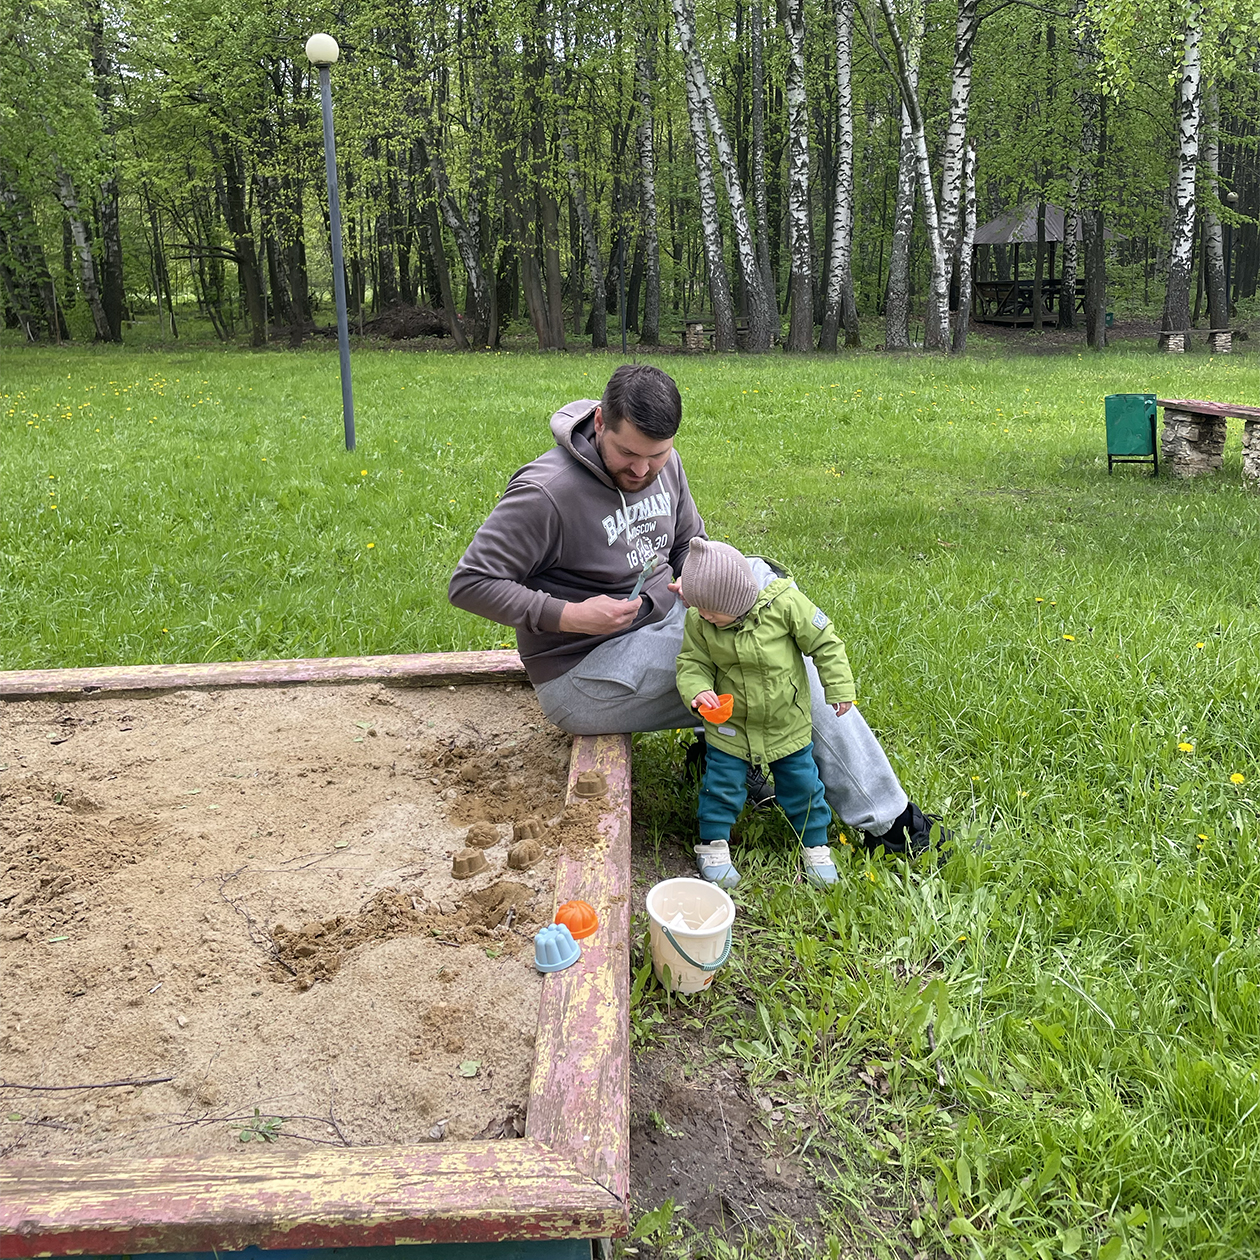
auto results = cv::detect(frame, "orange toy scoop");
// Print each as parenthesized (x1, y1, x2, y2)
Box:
(697, 694, 734, 725)
(555, 899, 599, 940)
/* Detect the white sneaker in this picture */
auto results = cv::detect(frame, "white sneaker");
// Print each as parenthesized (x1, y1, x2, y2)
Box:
(802, 844, 839, 887)
(694, 840, 740, 889)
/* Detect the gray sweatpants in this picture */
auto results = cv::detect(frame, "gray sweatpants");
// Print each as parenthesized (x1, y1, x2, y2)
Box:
(533, 558, 907, 835)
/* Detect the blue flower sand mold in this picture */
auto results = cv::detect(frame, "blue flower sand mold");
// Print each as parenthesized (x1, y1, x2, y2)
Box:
(534, 922, 581, 973)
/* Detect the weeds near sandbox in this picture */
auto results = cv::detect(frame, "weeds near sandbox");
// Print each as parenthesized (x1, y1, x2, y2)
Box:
(231, 1107, 284, 1143)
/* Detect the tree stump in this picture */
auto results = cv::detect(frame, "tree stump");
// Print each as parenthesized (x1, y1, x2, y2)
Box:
(1244, 419, 1260, 488)
(1161, 409, 1227, 477)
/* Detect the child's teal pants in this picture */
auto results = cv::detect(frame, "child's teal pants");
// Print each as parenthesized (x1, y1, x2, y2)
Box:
(700, 742, 830, 848)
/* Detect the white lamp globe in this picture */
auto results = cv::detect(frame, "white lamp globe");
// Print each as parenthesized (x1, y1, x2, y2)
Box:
(305, 33, 340, 65)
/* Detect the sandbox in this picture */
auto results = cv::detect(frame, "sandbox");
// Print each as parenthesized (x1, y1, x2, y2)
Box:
(0, 652, 630, 1252)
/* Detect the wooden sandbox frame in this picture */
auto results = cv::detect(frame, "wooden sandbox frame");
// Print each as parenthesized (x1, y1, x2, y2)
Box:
(0, 651, 631, 1256)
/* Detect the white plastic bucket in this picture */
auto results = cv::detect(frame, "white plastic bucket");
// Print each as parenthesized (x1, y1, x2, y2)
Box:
(645, 877, 735, 994)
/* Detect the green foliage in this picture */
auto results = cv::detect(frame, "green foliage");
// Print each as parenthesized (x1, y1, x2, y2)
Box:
(232, 1106, 284, 1142)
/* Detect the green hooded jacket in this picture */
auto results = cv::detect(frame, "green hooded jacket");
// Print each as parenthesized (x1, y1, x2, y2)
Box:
(675, 571, 856, 767)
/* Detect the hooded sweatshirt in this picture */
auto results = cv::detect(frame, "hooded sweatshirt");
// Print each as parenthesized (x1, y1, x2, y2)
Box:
(448, 400, 705, 684)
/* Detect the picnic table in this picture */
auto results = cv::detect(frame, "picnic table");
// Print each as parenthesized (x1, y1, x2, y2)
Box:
(1157, 397, 1260, 484)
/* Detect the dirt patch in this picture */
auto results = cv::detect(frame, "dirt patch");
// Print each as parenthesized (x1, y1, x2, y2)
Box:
(0, 682, 575, 1159)
(630, 1058, 823, 1246)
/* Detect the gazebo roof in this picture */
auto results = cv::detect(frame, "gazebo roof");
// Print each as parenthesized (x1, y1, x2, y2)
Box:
(974, 202, 1118, 245)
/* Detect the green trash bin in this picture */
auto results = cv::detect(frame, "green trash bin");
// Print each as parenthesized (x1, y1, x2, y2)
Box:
(1105, 393, 1158, 476)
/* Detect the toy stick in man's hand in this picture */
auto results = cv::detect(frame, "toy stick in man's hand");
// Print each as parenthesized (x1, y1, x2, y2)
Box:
(627, 554, 659, 600)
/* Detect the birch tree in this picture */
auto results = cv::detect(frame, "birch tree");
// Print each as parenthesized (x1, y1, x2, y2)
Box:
(936, 0, 979, 304)
(871, 0, 949, 350)
(750, 0, 774, 303)
(1161, 5, 1203, 336)
(784, 0, 813, 350)
(880, 0, 922, 349)
(820, 0, 858, 351)
(951, 139, 977, 353)
(636, 19, 662, 345)
(1202, 83, 1228, 331)
(672, 0, 736, 348)
(672, 0, 775, 350)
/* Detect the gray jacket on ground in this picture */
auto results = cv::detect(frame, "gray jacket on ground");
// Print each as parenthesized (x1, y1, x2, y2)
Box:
(448, 400, 706, 684)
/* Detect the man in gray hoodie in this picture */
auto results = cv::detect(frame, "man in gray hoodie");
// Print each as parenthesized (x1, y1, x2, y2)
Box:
(449, 364, 942, 857)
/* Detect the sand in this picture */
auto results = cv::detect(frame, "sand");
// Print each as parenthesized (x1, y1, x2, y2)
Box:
(0, 681, 579, 1159)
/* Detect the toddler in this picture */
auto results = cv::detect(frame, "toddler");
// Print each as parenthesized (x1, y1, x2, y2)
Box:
(675, 538, 855, 888)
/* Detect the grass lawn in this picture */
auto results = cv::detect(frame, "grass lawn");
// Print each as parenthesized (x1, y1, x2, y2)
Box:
(3, 342, 1260, 1258)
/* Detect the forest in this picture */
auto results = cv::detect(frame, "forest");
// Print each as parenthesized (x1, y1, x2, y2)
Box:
(2, 0, 1259, 354)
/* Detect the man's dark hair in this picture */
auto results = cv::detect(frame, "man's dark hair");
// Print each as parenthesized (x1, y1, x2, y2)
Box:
(600, 364, 682, 439)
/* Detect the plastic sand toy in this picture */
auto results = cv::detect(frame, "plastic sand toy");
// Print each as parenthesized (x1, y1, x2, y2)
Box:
(554, 899, 599, 939)
(534, 923, 581, 972)
(697, 694, 734, 725)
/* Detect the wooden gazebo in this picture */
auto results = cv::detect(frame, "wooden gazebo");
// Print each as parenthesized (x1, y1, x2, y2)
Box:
(972, 203, 1115, 326)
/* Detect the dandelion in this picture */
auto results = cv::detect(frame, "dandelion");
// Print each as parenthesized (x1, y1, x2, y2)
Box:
(1197, 834, 1209, 841)
(865, 871, 875, 882)
(361, 469, 368, 476)
(1063, 634, 1075, 642)
(971, 775, 981, 782)
(1035, 597, 1044, 604)
(366, 542, 375, 549)
(1231, 773, 1246, 784)
(1178, 742, 1195, 753)
(957, 934, 967, 942)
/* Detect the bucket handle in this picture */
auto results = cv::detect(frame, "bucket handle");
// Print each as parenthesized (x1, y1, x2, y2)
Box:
(662, 924, 732, 972)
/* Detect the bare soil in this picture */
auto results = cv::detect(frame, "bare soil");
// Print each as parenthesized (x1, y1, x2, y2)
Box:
(0, 682, 580, 1159)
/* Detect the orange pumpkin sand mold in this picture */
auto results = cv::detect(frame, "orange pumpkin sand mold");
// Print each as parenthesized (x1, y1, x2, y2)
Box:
(697, 693, 734, 725)
(554, 899, 600, 940)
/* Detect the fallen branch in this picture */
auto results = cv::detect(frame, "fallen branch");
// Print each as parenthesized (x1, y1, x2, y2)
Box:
(0, 1075, 174, 1092)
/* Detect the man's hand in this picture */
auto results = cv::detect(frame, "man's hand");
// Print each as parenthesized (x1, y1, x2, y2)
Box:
(558, 595, 642, 636)
(692, 690, 721, 711)
(833, 702, 852, 717)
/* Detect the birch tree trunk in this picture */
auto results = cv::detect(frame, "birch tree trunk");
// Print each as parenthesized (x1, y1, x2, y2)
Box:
(951, 139, 976, 354)
(784, 0, 813, 350)
(883, 0, 923, 349)
(554, 67, 608, 348)
(874, 0, 949, 350)
(1202, 83, 1228, 332)
(53, 164, 112, 342)
(1161, 9, 1202, 337)
(819, 0, 857, 351)
(673, 0, 773, 349)
(636, 23, 662, 345)
(1060, 183, 1078, 329)
(671, 0, 736, 349)
(750, 0, 774, 304)
(937, 0, 978, 304)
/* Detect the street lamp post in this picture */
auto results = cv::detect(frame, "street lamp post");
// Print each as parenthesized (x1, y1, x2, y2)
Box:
(306, 32, 355, 452)
(1224, 189, 1239, 318)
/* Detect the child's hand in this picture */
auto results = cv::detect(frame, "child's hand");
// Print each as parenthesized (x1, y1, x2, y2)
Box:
(692, 690, 721, 711)
(833, 702, 852, 717)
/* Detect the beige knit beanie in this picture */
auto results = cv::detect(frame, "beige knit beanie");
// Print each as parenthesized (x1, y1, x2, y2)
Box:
(681, 538, 758, 619)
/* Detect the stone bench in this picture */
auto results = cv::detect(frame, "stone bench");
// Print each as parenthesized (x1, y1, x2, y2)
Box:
(1158, 328, 1235, 354)
(1157, 397, 1260, 485)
